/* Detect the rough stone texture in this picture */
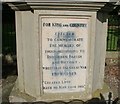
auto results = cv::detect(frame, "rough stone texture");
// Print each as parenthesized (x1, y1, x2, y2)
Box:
(9, 80, 36, 102)
(2, 75, 17, 102)
(92, 83, 112, 100)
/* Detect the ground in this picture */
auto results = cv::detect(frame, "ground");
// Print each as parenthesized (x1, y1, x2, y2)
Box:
(105, 57, 120, 99)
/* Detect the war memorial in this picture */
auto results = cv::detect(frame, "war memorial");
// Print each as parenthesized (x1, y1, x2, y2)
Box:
(2, 0, 119, 102)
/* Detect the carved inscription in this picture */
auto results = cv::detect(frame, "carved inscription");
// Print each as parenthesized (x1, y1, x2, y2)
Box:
(41, 17, 89, 93)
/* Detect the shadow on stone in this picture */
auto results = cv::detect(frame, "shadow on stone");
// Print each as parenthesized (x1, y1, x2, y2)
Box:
(50, 100, 67, 104)
(30, 101, 48, 104)
(68, 99, 84, 104)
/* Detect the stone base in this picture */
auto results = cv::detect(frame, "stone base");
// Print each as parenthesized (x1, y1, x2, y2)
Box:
(93, 83, 113, 100)
(9, 80, 113, 102)
(9, 80, 36, 102)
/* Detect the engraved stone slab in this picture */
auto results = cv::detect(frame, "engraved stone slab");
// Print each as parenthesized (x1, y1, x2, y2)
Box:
(41, 17, 90, 93)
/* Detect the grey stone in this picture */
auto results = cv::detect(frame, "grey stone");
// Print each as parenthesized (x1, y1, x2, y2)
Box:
(2, 75, 17, 102)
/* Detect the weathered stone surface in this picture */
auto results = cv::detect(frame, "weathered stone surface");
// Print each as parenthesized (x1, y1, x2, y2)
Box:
(2, 76, 17, 102)
(9, 80, 36, 102)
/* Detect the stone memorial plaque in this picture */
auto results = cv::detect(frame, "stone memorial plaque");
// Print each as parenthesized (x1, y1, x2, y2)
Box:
(41, 17, 89, 93)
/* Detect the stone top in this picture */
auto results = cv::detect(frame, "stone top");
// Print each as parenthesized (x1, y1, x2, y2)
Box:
(1, 0, 120, 2)
(6, 1, 118, 12)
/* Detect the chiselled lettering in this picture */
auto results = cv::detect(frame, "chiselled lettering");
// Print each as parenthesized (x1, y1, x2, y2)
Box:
(41, 17, 89, 93)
